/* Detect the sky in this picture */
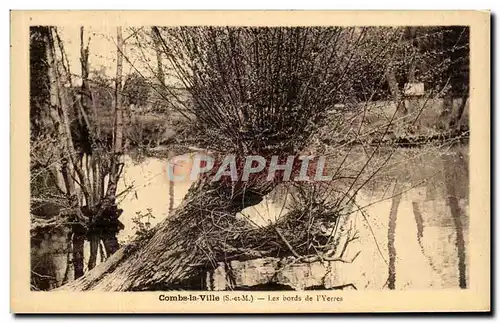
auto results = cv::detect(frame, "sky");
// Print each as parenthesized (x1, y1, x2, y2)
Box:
(58, 26, 118, 80)
(57, 26, 161, 85)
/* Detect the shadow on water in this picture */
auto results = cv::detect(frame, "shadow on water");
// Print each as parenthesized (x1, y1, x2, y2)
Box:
(441, 149, 469, 289)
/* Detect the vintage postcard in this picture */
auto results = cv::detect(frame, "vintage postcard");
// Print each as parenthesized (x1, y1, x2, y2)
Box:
(11, 10, 490, 313)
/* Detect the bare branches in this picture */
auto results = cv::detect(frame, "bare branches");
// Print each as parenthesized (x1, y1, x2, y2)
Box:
(149, 27, 378, 154)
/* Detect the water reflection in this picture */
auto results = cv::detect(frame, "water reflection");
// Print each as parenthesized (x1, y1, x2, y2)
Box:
(87, 145, 469, 289)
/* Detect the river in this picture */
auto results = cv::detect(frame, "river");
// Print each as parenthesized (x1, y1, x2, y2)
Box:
(86, 144, 466, 290)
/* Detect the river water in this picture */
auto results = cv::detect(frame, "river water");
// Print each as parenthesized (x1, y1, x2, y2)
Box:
(35, 144, 468, 290)
(91, 144, 468, 290)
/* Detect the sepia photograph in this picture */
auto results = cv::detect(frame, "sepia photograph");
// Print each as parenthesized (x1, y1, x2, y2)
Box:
(11, 10, 490, 313)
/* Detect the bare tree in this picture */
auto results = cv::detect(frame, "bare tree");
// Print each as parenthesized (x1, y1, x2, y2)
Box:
(30, 26, 129, 286)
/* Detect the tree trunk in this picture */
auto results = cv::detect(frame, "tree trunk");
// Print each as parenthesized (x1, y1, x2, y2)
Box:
(404, 27, 419, 123)
(105, 27, 124, 201)
(386, 69, 405, 114)
(449, 90, 468, 129)
(72, 233, 85, 279)
(153, 28, 174, 214)
(87, 235, 99, 270)
(102, 234, 120, 257)
(152, 28, 166, 88)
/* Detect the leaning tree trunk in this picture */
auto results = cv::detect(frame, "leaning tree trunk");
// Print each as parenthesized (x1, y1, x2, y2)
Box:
(59, 174, 351, 291)
(58, 177, 277, 291)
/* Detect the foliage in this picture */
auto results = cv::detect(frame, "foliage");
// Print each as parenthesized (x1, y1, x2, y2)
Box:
(131, 208, 156, 239)
(123, 72, 151, 107)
